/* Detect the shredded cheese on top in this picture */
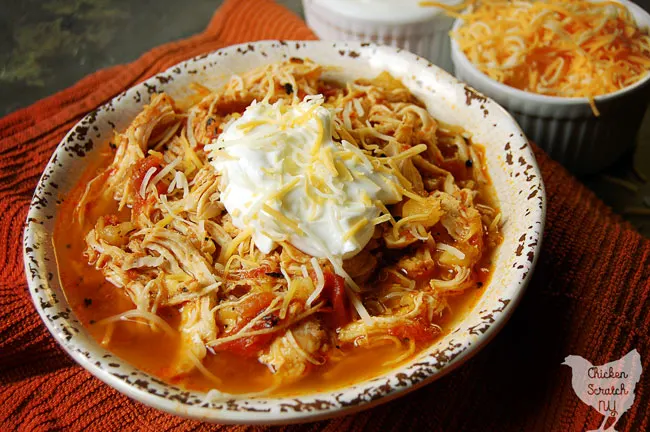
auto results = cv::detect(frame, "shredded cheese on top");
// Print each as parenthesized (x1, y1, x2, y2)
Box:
(207, 96, 404, 260)
(424, 0, 650, 115)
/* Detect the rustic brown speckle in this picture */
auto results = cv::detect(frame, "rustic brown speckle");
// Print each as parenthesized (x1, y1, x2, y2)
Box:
(464, 86, 488, 106)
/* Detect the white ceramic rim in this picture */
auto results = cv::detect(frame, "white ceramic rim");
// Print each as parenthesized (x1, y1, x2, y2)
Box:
(450, 0, 650, 106)
(305, 0, 446, 25)
(23, 40, 546, 424)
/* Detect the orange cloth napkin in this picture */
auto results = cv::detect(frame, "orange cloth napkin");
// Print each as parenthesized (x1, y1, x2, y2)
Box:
(1, 0, 648, 430)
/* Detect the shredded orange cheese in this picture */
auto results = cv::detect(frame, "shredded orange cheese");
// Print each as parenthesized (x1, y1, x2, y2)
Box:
(423, 0, 650, 115)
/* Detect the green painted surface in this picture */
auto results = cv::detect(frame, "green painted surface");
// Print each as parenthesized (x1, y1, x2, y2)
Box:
(0, 0, 302, 113)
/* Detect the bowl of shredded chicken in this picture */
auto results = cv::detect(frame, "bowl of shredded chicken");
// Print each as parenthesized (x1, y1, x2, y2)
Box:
(24, 41, 545, 424)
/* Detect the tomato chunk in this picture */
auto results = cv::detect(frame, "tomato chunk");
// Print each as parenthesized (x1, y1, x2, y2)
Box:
(216, 334, 275, 358)
(236, 292, 275, 327)
(214, 292, 277, 357)
(131, 156, 167, 219)
(244, 265, 281, 279)
(131, 155, 163, 192)
(387, 317, 439, 343)
(319, 271, 352, 329)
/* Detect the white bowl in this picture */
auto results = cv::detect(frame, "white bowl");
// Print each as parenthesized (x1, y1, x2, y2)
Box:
(23, 40, 545, 424)
(450, 0, 650, 174)
(303, 0, 456, 72)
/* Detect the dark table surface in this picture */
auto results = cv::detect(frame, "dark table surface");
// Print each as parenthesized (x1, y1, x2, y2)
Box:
(2, 0, 650, 236)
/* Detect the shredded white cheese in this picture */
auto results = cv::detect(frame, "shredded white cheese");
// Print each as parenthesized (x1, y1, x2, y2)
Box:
(306, 257, 325, 306)
(437, 243, 466, 260)
(139, 167, 158, 198)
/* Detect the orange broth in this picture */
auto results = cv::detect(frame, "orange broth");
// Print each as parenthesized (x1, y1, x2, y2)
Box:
(54, 144, 496, 396)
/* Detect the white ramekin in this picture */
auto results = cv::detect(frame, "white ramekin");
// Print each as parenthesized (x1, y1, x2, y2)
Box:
(303, 0, 457, 72)
(450, 0, 650, 174)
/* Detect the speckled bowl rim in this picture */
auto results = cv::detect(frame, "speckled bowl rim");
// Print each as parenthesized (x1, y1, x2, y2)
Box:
(23, 40, 545, 424)
(450, 0, 650, 106)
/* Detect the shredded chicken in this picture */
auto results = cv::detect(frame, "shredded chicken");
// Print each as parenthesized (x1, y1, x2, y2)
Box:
(106, 94, 178, 207)
(338, 293, 442, 343)
(439, 192, 483, 243)
(176, 296, 218, 374)
(259, 319, 326, 382)
(73, 59, 502, 392)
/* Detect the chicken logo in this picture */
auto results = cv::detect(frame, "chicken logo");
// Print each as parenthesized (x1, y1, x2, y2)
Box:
(562, 349, 642, 431)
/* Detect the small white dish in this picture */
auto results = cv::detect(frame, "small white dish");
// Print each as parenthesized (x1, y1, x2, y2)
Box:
(303, 0, 457, 72)
(23, 40, 544, 424)
(450, 0, 650, 174)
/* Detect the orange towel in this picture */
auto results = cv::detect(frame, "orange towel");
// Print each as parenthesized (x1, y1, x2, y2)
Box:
(0, 1, 648, 431)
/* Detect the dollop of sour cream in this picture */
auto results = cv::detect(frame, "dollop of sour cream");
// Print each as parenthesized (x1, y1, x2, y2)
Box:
(207, 96, 402, 259)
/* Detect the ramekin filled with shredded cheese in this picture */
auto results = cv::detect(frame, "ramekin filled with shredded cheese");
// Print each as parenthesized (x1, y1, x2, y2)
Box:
(441, 0, 650, 173)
